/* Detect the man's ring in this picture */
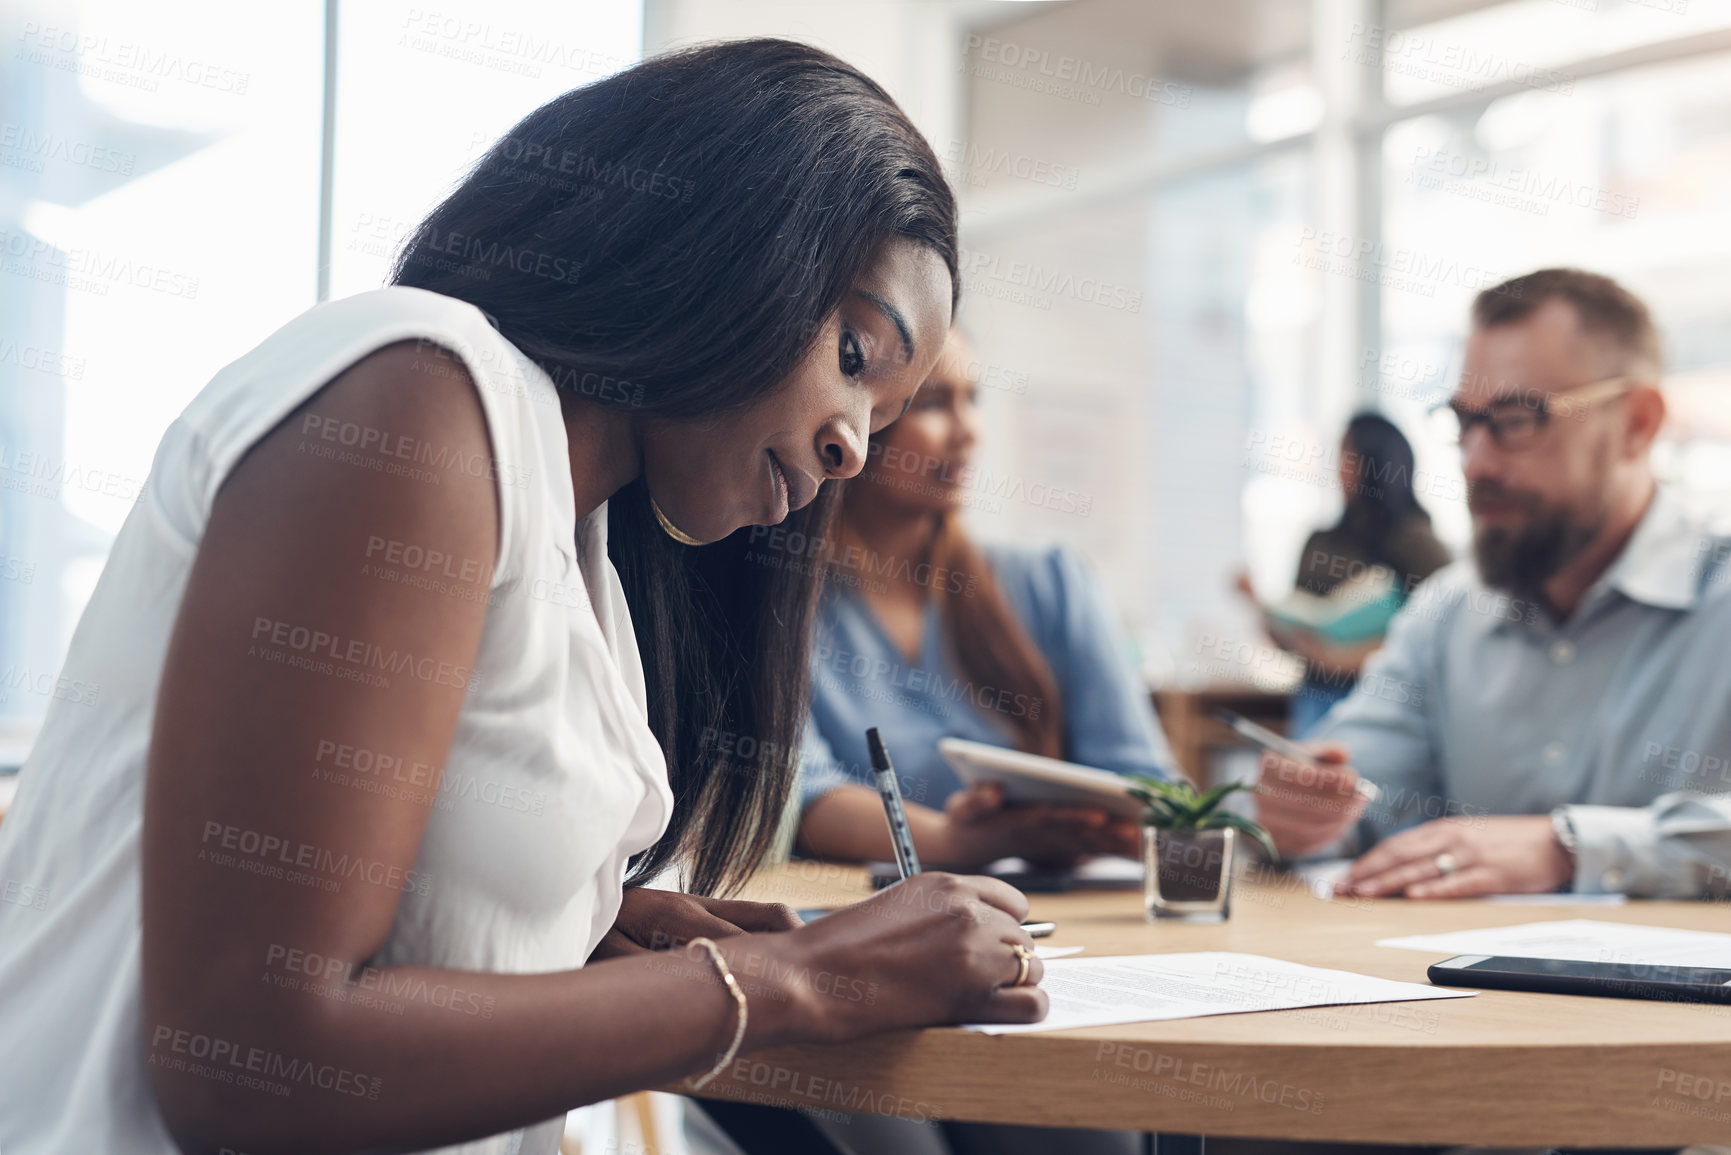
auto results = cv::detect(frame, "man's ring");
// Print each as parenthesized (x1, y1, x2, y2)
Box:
(1434, 852, 1458, 876)
(1010, 943, 1035, 986)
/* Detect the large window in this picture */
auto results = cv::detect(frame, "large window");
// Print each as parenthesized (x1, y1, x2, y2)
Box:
(0, 0, 639, 735)
(328, 0, 642, 299)
(1, 0, 322, 734)
(1382, 48, 1731, 532)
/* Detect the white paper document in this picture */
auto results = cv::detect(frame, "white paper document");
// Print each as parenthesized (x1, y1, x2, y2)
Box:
(1034, 945, 1086, 960)
(963, 951, 1473, 1035)
(1292, 859, 1626, 905)
(1377, 918, 1731, 968)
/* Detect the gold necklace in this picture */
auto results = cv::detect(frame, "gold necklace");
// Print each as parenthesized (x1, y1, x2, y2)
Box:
(649, 496, 706, 546)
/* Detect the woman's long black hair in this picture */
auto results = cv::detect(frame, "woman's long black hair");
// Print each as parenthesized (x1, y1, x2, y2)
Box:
(1338, 412, 1431, 563)
(390, 39, 959, 895)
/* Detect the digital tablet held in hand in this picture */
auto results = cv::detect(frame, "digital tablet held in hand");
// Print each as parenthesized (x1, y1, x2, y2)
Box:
(1428, 954, 1731, 1004)
(936, 737, 1143, 820)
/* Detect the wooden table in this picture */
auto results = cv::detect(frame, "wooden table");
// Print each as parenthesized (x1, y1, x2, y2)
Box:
(686, 863, 1731, 1147)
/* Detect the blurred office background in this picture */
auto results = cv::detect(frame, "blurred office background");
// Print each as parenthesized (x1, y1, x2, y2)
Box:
(3, 0, 1731, 761)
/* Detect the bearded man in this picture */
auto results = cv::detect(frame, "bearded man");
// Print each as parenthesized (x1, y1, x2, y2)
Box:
(1255, 268, 1731, 899)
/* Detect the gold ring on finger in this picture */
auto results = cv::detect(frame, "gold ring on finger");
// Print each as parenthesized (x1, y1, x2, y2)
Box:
(1010, 942, 1035, 987)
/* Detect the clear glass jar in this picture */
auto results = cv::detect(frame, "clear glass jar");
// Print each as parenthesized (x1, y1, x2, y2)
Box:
(1142, 826, 1235, 922)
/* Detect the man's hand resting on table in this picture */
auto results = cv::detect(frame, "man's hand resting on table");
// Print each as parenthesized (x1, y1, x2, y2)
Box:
(588, 887, 804, 960)
(1253, 745, 1575, 898)
(1337, 815, 1573, 898)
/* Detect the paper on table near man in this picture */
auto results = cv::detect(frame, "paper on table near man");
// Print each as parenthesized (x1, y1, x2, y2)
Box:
(1377, 918, 1731, 968)
(964, 951, 1473, 1035)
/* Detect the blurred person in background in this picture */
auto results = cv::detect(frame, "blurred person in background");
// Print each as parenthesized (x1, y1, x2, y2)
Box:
(1237, 413, 1451, 735)
(791, 327, 1177, 875)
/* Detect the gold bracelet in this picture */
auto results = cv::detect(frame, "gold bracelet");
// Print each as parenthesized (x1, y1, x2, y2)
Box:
(684, 936, 747, 1090)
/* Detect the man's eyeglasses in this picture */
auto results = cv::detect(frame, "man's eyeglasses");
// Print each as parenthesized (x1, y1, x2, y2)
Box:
(1428, 375, 1641, 450)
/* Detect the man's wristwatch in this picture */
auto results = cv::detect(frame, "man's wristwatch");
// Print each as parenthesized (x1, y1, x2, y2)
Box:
(1550, 807, 1580, 860)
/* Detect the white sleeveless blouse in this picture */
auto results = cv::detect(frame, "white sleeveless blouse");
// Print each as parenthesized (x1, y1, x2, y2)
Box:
(0, 287, 675, 1155)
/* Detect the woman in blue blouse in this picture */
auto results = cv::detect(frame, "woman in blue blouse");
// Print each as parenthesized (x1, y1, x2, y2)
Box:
(794, 328, 1177, 869)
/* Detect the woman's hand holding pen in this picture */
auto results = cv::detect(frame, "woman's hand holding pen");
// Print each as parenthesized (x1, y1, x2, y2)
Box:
(932, 781, 1140, 869)
(720, 872, 1046, 1044)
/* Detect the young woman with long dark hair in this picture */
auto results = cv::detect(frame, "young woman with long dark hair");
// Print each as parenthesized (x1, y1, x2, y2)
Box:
(0, 41, 1048, 1155)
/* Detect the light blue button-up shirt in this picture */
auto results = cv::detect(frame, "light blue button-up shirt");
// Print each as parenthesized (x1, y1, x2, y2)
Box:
(798, 543, 1177, 813)
(1317, 487, 1731, 898)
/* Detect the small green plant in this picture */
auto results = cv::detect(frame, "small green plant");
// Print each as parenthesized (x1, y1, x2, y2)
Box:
(1127, 776, 1279, 862)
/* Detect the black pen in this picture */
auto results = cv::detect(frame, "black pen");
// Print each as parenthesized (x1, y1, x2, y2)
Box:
(866, 727, 922, 879)
(864, 727, 1054, 937)
(1212, 708, 1380, 802)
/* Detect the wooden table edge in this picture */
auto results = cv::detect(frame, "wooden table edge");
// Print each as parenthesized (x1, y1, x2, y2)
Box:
(670, 1032, 1731, 1145)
